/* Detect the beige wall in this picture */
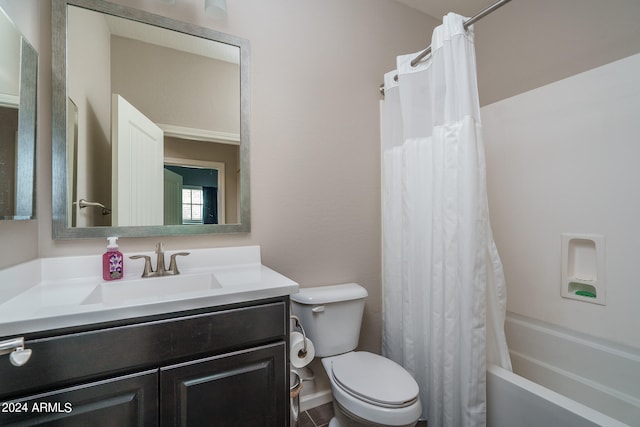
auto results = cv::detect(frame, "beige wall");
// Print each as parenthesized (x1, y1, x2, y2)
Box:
(0, 0, 438, 354)
(111, 36, 240, 134)
(3, 0, 640, 354)
(3, 0, 640, 361)
(473, 0, 640, 107)
(67, 5, 112, 227)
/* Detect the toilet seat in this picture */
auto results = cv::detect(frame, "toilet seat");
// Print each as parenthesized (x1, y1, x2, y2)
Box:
(330, 352, 420, 408)
(321, 352, 422, 426)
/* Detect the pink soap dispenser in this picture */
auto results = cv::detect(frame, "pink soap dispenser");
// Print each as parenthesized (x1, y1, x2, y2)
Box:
(103, 237, 124, 281)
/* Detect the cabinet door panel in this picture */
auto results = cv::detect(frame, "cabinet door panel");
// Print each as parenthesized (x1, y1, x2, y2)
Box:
(0, 370, 158, 426)
(161, 342, 286, 427)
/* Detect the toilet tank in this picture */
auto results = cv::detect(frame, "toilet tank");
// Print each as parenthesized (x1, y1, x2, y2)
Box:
(290, 283, 368, 357)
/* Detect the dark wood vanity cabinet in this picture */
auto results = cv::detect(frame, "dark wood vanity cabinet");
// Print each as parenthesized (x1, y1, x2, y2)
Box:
(0, 298, 289, 426)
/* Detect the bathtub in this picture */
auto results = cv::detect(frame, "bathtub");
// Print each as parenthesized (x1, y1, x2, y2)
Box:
(487, 365, 629, 427)
(488, 313, 640, 427)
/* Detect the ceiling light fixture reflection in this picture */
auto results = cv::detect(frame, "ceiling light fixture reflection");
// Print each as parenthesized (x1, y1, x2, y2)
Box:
(205, 0, 227, 19)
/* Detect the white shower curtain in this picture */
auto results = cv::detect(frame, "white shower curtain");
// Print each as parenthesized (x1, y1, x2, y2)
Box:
(380, 13, 511, 427)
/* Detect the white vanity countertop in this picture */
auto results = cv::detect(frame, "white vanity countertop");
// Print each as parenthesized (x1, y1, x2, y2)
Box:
(0, 246, 299, 337)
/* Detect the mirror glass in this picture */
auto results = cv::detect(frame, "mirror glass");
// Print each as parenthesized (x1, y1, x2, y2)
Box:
(0, 6, 38, 220)
(52, 0, 250, 238)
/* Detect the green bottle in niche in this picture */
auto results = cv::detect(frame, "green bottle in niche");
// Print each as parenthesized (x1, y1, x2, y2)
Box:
(102, 237, 123, 281)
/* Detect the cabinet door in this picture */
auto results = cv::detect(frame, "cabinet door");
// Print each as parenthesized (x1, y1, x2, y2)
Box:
(0, 370, 158, 426)
(161, 342, 286, 427)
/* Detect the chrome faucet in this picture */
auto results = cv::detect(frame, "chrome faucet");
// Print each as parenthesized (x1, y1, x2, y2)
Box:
(130, 243, 190, 278)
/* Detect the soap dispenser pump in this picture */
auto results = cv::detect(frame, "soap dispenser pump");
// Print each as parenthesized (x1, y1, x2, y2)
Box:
(103, 237, 124, 281)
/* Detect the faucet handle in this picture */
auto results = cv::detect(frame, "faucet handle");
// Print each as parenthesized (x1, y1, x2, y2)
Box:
(155, 242, 164, 253)
(129, 255, 155, 277)
(168, 252, 190, 275)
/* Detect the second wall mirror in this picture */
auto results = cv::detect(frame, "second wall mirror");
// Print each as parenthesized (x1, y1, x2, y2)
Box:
(0, 5, 38, 221)
(52, 0, 250, 239)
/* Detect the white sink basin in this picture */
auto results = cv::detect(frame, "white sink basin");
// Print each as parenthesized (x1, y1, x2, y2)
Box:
(82, 273, 222, 305)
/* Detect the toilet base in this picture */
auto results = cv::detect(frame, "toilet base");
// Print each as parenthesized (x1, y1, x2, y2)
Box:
(329, 399, 418, 427)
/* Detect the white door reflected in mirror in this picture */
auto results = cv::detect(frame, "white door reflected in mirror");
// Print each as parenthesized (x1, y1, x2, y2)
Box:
(112, 94, 164, 226)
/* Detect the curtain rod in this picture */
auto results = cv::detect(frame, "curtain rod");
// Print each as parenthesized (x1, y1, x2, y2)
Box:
(379, 0, 512, 96)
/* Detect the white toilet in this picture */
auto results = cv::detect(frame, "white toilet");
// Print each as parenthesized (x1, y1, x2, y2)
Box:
(291, 283, 422, 427)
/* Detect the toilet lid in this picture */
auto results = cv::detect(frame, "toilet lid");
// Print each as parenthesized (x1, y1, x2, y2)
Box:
(330, 352, 419, 408)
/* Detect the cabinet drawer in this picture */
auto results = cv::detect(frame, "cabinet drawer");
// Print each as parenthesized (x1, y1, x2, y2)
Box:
(0, 301, 286, 399)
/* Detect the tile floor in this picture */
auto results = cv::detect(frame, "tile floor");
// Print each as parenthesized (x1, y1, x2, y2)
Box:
(298, 402, 427, 427)
(299, 402, 333, 427)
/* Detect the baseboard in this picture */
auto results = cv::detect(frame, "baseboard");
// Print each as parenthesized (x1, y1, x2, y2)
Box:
(295, 359, 333, 412)
(299, 389, 333, 412)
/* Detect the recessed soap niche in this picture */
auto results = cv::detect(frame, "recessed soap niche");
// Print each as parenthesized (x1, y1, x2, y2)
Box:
(561, 234, 605, 305)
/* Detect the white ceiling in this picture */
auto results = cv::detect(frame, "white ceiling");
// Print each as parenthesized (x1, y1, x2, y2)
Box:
(388, 0, 640, 105)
